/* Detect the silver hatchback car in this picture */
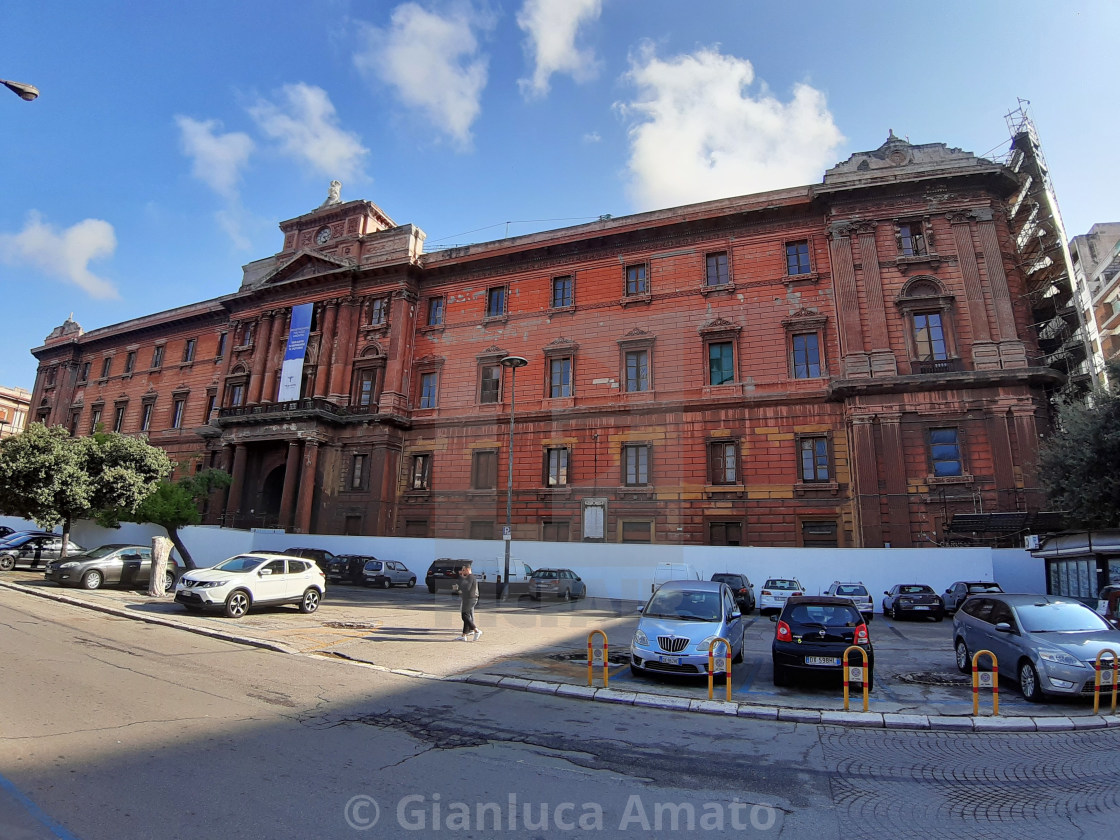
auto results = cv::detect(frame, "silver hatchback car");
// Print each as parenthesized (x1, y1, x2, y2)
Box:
(953, 593, 1120, 702)
(630, 580, 745, 678)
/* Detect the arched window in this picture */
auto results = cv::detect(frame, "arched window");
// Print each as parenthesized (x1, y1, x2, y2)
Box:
(896, 277, 959, 374)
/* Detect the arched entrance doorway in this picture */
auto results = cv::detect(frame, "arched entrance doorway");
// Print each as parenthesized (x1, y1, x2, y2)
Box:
(261, 465, 285, 528)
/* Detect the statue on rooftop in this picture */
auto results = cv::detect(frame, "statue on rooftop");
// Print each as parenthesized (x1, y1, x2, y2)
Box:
(319, 180, 342, 208)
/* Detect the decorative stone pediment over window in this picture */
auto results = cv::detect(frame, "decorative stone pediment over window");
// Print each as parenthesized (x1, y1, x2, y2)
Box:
(542, 337, 579, 357)
(698, 317, 741, 338)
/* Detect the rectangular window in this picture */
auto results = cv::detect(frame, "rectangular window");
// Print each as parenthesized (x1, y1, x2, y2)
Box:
(625, 349, 649, 392)
(899, 222, 927, 256)
(183, 338, 196, 363)
(101, 357, 112, 379)
(351, 454, 367, 490)
(124, 352, 135, 374)
(471, 450, 498, 490)
(479, 365, 501, 404)
(419, 372, 438, 409)
(709, 521, 743, 546)
(708, 341, 734, 385)
(548, 357, 572, 398)
(705, 252, 729, 287)
(79, 362, 90, 383)
(486, 287, 506, 318)
(151, 345, 164, 369)
(792, 333, 822, 378)
(545, 447, 569, 487)
(410, 454, 432, 490)
(356, 368, 379, 408)
(786, 240, 811, 275)
(216, 332, 227, 358)
(469, 520, 495, 540)
(228, 383, 245, 407)
(912, 312, 948, 360)
(113, 406, 126, 433)
(709, 441, 738, 485)
(551, 276, 573, 308)
(621, 520, 652, 544)
(171, 399, 186, 429)
(45, 367, 57, 387)
(89, 407, 102, 433)
(623, 444, 650, 486)
(625, 264, 647, 296)
(542, 520, 570, 542)
(929, 428, 963, 477)
(802, 521, 838, 547)
(370, 298, 388, 325)
(204, 394, 216, 422)
(140, 403, 153, 432)
(69, 411, 81, 436)
(427, 297, 444, 326)
(799, 437, 830, 482)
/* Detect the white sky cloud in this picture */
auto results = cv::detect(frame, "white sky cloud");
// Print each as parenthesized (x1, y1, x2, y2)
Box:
(248, 83, 369, 180)
(354, 3, 491, 146)
(0, 212, 118, 299)
(616, 45, 844, 210)
(516, 0, 602, 99)
(175, 116, 254, 200)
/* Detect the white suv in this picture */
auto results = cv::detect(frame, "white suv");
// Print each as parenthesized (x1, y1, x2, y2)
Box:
(759, 578, 804, 616)
(825, 581, 875, 621)
(175, 553, 326, 618)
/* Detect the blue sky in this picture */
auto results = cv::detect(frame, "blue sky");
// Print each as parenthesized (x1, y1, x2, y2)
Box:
(2, 1, 1118, 390)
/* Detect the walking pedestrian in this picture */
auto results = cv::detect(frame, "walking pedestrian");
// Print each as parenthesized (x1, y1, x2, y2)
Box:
(455, 562, 481, 641)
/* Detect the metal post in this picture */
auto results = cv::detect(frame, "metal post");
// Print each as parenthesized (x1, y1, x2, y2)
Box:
(500, 356, 528, 600)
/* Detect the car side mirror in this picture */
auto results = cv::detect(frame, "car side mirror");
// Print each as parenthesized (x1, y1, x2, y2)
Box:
(884, 591, 890, 596)
(769, 614, 778, 623)
(945, 588, 952, 594)
(730, 610, 741, 619)
(994, 622, 1014, 633)
(635, 606, 644, 614)
(260, 569, 272, 576)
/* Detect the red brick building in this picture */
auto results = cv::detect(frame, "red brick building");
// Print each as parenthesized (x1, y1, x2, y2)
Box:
(29, 135, 1059, 547)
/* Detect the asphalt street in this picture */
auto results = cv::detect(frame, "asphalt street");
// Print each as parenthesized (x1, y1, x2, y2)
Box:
(2, 584, 1120, 839)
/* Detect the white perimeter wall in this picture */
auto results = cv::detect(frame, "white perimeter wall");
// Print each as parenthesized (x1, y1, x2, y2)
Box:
(0, 515, 1039, 613)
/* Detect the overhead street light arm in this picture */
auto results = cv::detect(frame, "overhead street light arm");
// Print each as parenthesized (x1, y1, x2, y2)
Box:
(1, 79, 40, 101)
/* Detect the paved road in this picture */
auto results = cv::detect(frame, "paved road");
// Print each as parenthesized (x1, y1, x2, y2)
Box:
(2, 587, 1119, 839)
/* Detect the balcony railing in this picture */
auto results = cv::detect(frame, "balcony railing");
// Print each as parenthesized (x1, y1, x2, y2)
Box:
(912, 358, 964, 375)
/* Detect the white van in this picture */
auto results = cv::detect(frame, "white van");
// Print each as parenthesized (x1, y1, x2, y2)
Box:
(651, 562, 701, 593)
(469, 557, 535, 596)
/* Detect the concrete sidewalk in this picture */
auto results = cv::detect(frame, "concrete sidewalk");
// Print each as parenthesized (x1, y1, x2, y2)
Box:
(4, 574, 1120, 732)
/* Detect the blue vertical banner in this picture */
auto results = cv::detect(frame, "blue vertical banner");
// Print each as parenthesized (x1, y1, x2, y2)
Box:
(277, 303, 314, 401)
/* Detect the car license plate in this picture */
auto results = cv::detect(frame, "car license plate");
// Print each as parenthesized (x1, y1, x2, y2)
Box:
(658, 655, 681, 665)
(805, 656, 840, 666)
(913, 605, 930, 610)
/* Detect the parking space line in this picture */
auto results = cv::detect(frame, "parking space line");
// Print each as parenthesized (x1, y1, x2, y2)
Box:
(884, 622, 909, 640)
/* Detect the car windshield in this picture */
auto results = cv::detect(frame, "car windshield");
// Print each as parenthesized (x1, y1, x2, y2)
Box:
(1016, 602, 1114, 633)
(645, 590, 722, 621)
(835, 585, 867, 596)
(900, 585, 934, 594)
(967, 583, 1002, 592)
(531, 570, 558, 579)
(787, 604, 862, 627)
(765, 580, 799, 590)
(212, 555, 265, 573)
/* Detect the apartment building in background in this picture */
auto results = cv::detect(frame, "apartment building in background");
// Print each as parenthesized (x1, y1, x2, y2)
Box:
(0, 385, 30, 438)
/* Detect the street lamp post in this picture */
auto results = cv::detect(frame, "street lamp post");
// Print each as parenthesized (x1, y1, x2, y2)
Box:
(499, 355, 528, 600)
(1, 79, 39, 101)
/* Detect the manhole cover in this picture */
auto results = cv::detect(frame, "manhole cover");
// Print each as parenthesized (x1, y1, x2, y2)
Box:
(321, 621, 382, 631)
(895, 671, 971, 686)
(548, 651, 630, 666)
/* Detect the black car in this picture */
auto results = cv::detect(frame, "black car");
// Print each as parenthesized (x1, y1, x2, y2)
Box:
(0, 533, 85, 571)
(883, 584, 945, 621)
(0, 526, 15, 540)
(772, 595, 874, 688)
(282, 547, 339, 576)
(326, 554, 369, 585)
(710, 572, 755, 613)
(943, 580, 1003, 613)
(425, 558, 469, 593)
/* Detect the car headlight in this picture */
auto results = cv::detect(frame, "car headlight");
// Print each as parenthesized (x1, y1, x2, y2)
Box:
(633, 629, 648, 646)
(197, 580, 228, 589)
(59, 562, 78, 569)
(1038, 650, 1085, 668)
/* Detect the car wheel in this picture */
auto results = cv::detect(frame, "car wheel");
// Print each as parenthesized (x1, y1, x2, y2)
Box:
(562, 588, 572, 602)
(299, 588, 321, 614)
(82, 570, 103, 590)
(163, 571, 176, 592)
(0, 555, 14, 571)
(866, 612, 874, 622)
(772, 664, 789, 687)
(380, 578, 391, 589)
(955, 638, 971, 674)
(224, 590, 250, 618)
(934, 612, 944, 622)
(1019, 661, 1043, 702)
(427, 585, 436, 594)
(407, 578, 416, 588)
(733, 645, 744, 664)
(865, 673, 875, 691)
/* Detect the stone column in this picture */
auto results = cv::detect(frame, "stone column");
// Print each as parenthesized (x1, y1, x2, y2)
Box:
(313, 301, 339, 398)
(279, 440, 302, 529)
(829, 226, 869, 377)
(878, 415, 913, 547)
(262, 308, 288, 402)
(247, 314, 274, 404)
(987, 410, 1018, 512)
(1012, 407, 1043, 508)
(949, 216, 998, 369)
(216, 321, 239, 405)
(329, 298, 358, 400)
(226, 444, 248, 524)
(856, 226, 897, 376)
(849, 415, 884, 547)
(376, 290, 418, 415)
(294, 440, 320, 534)
(976, 211, 1027, 367)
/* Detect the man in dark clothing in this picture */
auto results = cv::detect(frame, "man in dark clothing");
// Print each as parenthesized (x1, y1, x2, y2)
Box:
(455, 562, 481, 641)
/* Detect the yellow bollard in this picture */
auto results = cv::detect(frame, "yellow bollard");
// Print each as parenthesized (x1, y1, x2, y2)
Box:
(587, 630, 608, 687)
(1093, 649, 1118, 715)
(842, 644, 870, 712)
(707, 637, 732, 701)
(972, 650, 999, 716)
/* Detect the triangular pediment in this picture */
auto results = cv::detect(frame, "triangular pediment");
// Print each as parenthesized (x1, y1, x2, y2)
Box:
(258, 250, 350, 287)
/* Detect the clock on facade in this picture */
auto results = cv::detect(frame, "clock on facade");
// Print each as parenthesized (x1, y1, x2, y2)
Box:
(315, 226, 332, 245)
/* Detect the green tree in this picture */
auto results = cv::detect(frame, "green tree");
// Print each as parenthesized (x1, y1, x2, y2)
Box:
(121, 469, 231, 569)
(1038, 374, 1120, 529)
(0, 424, 173, 558)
